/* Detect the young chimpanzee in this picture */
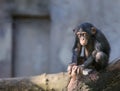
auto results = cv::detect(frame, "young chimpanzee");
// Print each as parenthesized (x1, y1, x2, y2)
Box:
(68, 23, 110, 76)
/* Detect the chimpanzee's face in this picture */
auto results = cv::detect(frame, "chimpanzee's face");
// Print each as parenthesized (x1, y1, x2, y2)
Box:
(73, 23, 96, 46)
(76, 28, 89, 46)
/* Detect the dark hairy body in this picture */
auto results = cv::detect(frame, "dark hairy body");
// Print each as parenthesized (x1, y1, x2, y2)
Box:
(71, 23, 110, 71)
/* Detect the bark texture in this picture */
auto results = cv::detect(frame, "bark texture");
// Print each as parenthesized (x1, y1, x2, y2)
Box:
(0, 59, 120, 91)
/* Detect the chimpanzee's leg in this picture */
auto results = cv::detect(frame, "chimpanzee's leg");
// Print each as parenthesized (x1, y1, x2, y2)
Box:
(94, 52, 109, 71)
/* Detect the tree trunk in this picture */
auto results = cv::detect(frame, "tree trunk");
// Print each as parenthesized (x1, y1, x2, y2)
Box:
(0, 58, 120, 91)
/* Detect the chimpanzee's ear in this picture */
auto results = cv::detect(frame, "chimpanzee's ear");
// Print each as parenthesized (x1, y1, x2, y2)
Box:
(73, 29, 75, 32)
(73, 29, 77, 35)
(91, 27, 96, 35)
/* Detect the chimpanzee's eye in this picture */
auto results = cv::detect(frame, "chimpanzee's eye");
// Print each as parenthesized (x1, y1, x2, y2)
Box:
(77, 34, 80, 37)
(80, 34, 83, 36)
(76, 32, 81, 37)
(83, 33, 86, 37)
(76, 32, 80, 35)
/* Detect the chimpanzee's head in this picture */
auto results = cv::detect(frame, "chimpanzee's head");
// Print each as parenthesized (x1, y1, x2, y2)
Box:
(73, 23, 96, 46)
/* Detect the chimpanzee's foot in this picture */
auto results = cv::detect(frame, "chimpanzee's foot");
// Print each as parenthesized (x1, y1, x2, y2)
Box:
(82, 68, 93, 75)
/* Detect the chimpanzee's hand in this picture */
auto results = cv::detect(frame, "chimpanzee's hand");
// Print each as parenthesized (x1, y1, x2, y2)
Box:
(76, 65, 84, 75)
(70, 65, 84, 78)
(70, 65, 78, 78)
(67, 63, 77, 75)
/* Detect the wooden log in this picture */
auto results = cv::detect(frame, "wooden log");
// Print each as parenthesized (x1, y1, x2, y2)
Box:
(0, 58, 119, 91)
(68, 58, 120, 91)
(0, 73, 70, 91)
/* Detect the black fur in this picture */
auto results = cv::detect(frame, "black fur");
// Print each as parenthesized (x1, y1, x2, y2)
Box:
(71, 23, 110, 71)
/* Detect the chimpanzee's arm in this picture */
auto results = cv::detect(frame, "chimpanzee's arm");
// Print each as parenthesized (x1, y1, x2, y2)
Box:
(82, 39, 105, 68)
(82, 45, 97, 68)
(71, 37, 82, 64)
(82, 56, 94, 68)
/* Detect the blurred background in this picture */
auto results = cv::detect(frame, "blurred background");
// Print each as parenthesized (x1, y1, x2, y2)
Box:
(0, 0, 120, 78)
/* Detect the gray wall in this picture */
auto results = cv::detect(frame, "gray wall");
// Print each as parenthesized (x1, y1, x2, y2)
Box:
(0, 0, 120, 77)
(13, 18, 50, 77)
(49, 0, 120, 73)
(0, 0, 12, 77)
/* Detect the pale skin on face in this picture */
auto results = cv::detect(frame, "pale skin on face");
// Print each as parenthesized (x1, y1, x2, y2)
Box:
(76, 31, 89, 46)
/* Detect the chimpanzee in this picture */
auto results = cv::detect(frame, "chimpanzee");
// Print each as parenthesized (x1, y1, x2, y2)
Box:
(68, 23, 110, 76)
